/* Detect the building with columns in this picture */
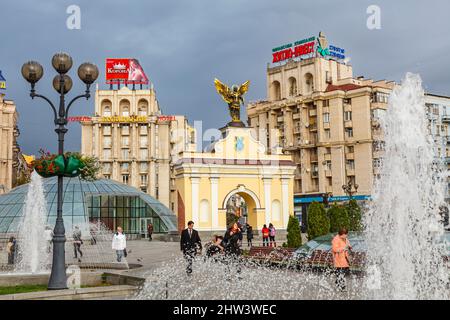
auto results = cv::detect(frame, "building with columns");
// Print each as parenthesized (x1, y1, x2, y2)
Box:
(0, 93, 20, 194)
(174, 125, 296, 235)
(81, 85, 196, 211)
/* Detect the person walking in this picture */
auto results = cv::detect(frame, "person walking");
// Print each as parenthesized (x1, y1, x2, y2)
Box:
(6, 237, 16, 265)
(246, 224, 253, 247)
(73, 226, 83, 263)
(44, 226, 53, 254)
(180, 221, 202, 275)
(147, 223, 154, 241)
(223, 222, 243, 278)
(268, 223, 277, 247)
(261, 224, 270, 247)
(112, 226, 127, 262)
(332, 228, 352, 291)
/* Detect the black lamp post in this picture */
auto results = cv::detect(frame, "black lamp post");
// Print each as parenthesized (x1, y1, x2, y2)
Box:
(21, 53, 98, 290)
(342, 180, 359, 200)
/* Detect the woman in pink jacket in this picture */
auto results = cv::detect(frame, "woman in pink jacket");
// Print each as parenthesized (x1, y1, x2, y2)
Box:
(331, 228, 352, 291)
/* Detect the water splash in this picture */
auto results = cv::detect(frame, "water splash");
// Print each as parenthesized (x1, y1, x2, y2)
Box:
(363, 73, 449, 299)
(15, 172, 50, 273)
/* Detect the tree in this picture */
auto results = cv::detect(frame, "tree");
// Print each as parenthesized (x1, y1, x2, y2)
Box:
(328, 204, 350, 233)
(307, 202, 330, 240)
(346, 199, 362, 231)
(286, 215, 302, 248)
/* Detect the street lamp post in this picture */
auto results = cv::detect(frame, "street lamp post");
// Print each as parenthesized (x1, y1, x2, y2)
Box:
(21, 53, 98, 290)
(342, 180, 359, 200)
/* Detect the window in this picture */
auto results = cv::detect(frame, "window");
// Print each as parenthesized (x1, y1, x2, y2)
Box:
(346, 159, 355, 170)
(122, 175, 129, 185)
(122, 149, 129, 160)
(325, 160, 332, 171)
(140, 174, 148, 186)
(103, 174, 111, 179)
(103, 125, 111, 136)
(324, 100, 330, 107)
(140, 125, 148, 135)
(323, 113, 330, 123)
(343, 98, 351, 105)
(288, 77, 297, 96)
(122, 107, 129, 116)
(140, 148, 148, 160)
(121, 125, 130, 135)
(102, 149, 111, 159)
(103, 163, 111, 173)
(345, 128, 353, 138)
(344, 111, 352, 121)
(122, 136, 129, 147)
(140, 162, 148, 172)
(121, 163, 129, 172)
(324, 129, 331, 139)
(103, 106, 111, 116)
(373, 92, 389, 103)
(347, 146, 354, 153)
(373, 159, 382, 168)
(140, 136, 148, 147)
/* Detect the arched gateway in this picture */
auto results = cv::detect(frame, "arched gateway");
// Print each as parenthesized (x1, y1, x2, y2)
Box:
(174, 126, 296, 236)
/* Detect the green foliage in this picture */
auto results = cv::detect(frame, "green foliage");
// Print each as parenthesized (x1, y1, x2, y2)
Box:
(0, 285, 47, 295)
(307, 202, 330, 240)
(328, 204, 350, 233)
(286, 215, 302, 248)
(346, 199, 362, 231)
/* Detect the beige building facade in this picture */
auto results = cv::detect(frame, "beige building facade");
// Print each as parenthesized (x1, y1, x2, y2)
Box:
(81, 86, 196, 211)
(0, 94, 20, 194)
(247, 35, 395, 225)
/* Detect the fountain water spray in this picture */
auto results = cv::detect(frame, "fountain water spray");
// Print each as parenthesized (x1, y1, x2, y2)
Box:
(364, 73, 449, 299)
(15, 172, 50, 273)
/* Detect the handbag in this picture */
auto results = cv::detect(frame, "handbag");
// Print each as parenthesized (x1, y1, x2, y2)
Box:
(123, 248, 128, 257)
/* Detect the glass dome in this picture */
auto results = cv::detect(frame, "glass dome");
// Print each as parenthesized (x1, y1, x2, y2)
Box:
(0, 177, 178, 235)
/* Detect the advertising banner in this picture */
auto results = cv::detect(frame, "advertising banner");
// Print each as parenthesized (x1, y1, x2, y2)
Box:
(105, 58, 149, 84)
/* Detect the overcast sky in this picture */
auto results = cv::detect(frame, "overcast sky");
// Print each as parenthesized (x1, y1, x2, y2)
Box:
(1, 0, 450, 154)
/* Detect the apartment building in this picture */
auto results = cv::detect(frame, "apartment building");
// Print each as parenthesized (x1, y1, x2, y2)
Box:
(81, 85, 196, 212)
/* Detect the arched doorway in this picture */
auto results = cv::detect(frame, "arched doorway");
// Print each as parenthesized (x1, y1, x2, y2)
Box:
(222, 186, 261, 230)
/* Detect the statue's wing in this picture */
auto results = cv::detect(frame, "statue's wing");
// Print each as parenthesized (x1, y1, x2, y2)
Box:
(238, 80, 250, 96)
(214, 78, 233, 104)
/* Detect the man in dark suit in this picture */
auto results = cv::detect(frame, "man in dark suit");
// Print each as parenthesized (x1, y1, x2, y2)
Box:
(180, 221, 202, 274)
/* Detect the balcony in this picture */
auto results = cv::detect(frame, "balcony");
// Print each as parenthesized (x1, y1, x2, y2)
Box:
(277, 116, 284, 122)
(309, 123, 317, 131)
(346, 152, 355, 160)
(293, 113, 301, 120)
(310, 154, 318, 162)
(344, 120, 353, 128)
(294, 127, 301, 135)
(346, 168, 355, 176)
(325, 170, 332, 177)
(324, 153, 331, 161)
(323, 122, 330, 129)
(442, 114, 450, 122)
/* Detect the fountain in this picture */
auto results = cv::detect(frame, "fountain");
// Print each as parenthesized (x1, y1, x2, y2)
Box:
(15, 171, 50, 273)
(134, 73, 449, 301)
(363, 73, 449, 299)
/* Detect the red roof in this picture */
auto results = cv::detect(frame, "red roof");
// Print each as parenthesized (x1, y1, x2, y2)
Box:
(325, 83, 362, 92)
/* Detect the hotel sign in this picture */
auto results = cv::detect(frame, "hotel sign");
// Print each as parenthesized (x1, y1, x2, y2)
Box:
(100, 115, 148, 123)
(272, 34, 346, 64)
(68, 116, 92, 122)
(157, 115, 176, 122)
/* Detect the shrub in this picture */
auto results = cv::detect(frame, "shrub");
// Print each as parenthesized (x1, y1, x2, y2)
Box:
(346, 199, 362, 231)
(328, 204, 350, 233)
(286, 215, 302, 248)
(307, 202, 330, 240)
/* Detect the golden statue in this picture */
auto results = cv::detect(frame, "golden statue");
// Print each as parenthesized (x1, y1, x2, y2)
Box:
(214, 78, 250, 126)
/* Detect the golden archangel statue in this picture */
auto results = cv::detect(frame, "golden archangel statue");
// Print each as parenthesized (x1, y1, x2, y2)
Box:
(214, 78, 250, 127)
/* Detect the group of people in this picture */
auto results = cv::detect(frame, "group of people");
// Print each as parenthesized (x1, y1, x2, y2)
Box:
(180, 221, 244, 275)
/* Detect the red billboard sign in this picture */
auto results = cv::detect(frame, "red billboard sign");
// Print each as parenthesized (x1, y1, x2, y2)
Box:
(105, 58, 149, 84)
